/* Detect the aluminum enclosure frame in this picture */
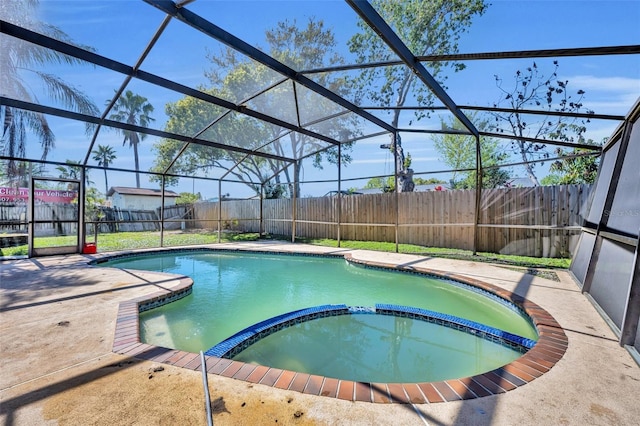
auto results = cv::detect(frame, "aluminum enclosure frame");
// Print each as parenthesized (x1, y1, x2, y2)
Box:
(1, 0, 638, 258)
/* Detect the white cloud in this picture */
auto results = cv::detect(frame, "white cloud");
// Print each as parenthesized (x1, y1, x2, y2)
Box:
(351, 156, 439, 165)
(565, 75, 640, 115)
(407, 156, 440, 163)
(351, 158, 388, 165)
(584, 93, 640, 115)
(569, 75, 640, 93)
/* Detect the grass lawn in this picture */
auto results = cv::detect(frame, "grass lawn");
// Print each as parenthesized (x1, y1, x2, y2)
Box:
(0, 231, 571, 269)
(0, 230, 260, 257)
(294, 237, 571, 269)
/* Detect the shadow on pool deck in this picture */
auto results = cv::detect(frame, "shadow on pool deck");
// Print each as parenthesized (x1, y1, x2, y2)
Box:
(0, 355, 142, 426)
(449, 271, 536, 426)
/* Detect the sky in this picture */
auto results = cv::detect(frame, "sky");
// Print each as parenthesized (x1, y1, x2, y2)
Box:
(3, 0, 639, 198)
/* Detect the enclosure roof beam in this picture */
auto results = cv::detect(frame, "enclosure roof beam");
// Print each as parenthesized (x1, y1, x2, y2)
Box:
(143, 0, 395, 134)
(390, 125, 603, 151)
(361, 104, 625, 121)
(301, 45, 640, 74)
(83, 15, 174, 167)
(346, 0, 479, 138)
(219, 132, 293, 181)
(396, 127, 471, 136)
(0, 20, 343, 150)
(0, 97, 293, 163)
(0, 155, 224, 183)
(481, 150, 601, 171)
(479, 130, 603, 151)
(459, 105, 624, 121)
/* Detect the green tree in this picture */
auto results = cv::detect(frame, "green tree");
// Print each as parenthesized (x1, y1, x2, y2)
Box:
(1, 0, 99, 178)
(348, 0, 488, 192)
(364, 176, 394, 192)
(490, 61, 594, 186)
(365, 175, 447, 192)
(84, 186, 106, 241)
(151, 18, 357, 198)
(91, 144, 117, 194)
(108, 90, 154, 188)
(263, 181, 286, 199)
(175, 192, 201, 204)
(56, 160, 93, 187)
(542, 138, 602, 185)
(433, 116, 511, 189)
(0, 160, 46, 187)
(414, 177, 447, 186)
(540, 174, 562, 186)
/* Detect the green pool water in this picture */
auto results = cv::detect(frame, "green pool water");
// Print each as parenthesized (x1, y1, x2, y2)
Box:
(233, 313, 524, 383)
(101, 250, 537, 382)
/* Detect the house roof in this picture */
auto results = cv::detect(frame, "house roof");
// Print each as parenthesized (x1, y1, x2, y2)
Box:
(107, 187, 180, 197)
(504, 178, 536, 188)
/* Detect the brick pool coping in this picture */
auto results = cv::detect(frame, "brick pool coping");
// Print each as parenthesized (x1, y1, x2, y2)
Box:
(110, 249, 568, 404)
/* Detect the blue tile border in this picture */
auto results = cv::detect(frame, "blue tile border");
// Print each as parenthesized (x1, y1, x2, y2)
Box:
(206, 303, 535, 360)
(205, 304, 350, 358)
(138, 287, 192, 312)
(375, 304, 536, 352)
(89, 247, 344, 266)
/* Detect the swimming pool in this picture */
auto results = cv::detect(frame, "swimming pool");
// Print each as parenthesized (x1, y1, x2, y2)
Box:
(101, 249, 539, 383)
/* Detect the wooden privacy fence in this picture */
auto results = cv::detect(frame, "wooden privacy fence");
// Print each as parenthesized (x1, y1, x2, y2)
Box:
(160, 204, 194, 230)
(0, 185, 593, 257)
(191, 184, 593, 258)
(476, 185, 593, 257)
(0, 203, 28, 232)
(0, 205, 164, 234)
(0, 204, 77, 236)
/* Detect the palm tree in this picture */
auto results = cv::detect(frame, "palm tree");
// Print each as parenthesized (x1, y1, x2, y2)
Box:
(108, 90, 154, 188)
(55, 160, 93, 187)
(56, 160, 94, 189)
(91, 144, 117, 194)
(1, 0, 99, 177)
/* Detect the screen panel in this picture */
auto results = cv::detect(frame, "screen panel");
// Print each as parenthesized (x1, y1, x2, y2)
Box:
(569, 231, 596, 287)
(588, 238, 635, 329)
(635, 316, 640, 353)
(607, 121, 640, 237)
(586, 141, 620, 226)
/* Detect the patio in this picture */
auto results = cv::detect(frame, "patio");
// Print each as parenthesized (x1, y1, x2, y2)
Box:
(1, 242, 639, 425)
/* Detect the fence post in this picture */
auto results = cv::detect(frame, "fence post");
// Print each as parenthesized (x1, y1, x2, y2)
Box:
(291, 163, 298, 243)
(160, 176, 165, 247)
(79, 167, 86, 253)
(217, 179, 222, 243)
(394, 132, 399, 253)
(473, 134, 483, 255)
(337, 144, 342, 247)
(260, 183, 264, 237)
(28, 178, 34, 257)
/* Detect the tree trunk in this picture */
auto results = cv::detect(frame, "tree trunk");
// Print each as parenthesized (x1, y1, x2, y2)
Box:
(388, 71, 415, 193)
(292, 161, 301, 198)
(517, 141, 540, 186)
(387, 133, 415, 193)
(103, 168, 109, 195)
(133, 143, 141, 188)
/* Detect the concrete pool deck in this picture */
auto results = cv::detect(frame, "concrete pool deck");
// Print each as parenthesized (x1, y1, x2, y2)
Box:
(1, 241, 639, 425)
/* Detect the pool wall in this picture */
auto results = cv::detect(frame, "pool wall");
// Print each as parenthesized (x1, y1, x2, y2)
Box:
(206, 304, 536, 360)
(108, 248, 568, 404)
